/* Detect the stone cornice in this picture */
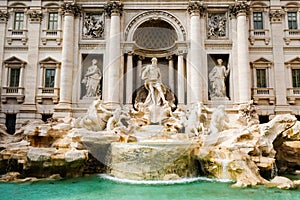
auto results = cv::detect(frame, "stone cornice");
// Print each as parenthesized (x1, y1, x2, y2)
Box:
(62, 2, 81, 17)
(269, 9, 284, 23)
(187, 1, 206, 16)
(104, 1, 123, 17)
(229, 1, 250, 17)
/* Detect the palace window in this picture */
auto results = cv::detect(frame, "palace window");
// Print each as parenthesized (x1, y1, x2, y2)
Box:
(288, 12, 298, 30)
(292, 69, 300, 87)
(253, 12, 263, 30)
(44, 68, 55, 88)
(256, 68, 267, 88)
(1, 56, 26, 103)
(251, 58, 275, 104)
(14, 12, 24, 30)
(9, 68, 20, 88)
(36, 57, 60, 103)
(48, 12, 58, 30)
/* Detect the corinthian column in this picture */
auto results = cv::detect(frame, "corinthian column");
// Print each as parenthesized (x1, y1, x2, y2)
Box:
(187, 1, 205, 104)
(54, 3, 80, 117)
(104, 2, 123, 104)
(230, 2, 250, 102)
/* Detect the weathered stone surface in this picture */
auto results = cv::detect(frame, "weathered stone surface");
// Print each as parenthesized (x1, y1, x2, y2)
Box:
(198, 114, 300, 187)
(266, 176, 295, 189)
(110, 142, 198, 180)
(65, 149, 88, 163)
(27, 148, 56, 162)
(276, 141, 300, 173)
(0, 172, 20, 182)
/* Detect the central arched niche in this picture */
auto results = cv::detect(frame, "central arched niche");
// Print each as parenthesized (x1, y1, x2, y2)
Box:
(133, 19, 178, 50)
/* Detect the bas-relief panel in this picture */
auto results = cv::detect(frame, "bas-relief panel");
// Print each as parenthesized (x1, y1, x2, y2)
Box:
(207, 13, 227, 39)
(82, 12, 105, 39)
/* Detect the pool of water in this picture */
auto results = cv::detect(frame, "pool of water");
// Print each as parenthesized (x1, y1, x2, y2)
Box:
(0, 174, 299, 200)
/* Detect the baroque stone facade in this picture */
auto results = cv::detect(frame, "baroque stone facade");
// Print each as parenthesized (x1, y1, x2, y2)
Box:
(0, 0, 300, 132)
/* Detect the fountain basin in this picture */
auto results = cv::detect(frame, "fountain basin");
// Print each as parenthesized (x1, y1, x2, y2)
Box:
(109, 141, 199, 180)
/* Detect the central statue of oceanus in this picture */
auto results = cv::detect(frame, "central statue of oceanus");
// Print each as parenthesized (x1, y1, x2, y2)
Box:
(140, 57, 169, 106)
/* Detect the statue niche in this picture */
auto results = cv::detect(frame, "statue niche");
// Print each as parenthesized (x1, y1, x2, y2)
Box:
(81, 55, 103, 99)
(133, 58, 177, 111)
(207, 54, 230, 101)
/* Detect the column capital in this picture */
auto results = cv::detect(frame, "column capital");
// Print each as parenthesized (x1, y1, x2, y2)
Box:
(104, 1, 123, 17)
(27, 10, 43, 23)
(229, 1, 250, 18)
(187, 1, 206, 16)
(0, 10, 8, 23)
(269, 9, 284, 24)
(62, 2, 81, 17)
(166, 55, 173, 60)
(138, 55, 145, 61)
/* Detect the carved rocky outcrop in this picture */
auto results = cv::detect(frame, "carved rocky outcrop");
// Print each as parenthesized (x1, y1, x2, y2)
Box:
(198, 114, 300, 187)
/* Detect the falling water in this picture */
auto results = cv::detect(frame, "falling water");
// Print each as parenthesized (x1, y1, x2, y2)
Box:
(214, 150, 232, 180)
(270, 161, 278, 179)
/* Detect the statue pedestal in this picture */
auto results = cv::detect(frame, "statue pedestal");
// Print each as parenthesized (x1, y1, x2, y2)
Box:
(210, 97, 229, 101)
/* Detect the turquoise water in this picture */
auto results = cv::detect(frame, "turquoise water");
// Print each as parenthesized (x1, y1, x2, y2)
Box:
(0, 174, 299, 200)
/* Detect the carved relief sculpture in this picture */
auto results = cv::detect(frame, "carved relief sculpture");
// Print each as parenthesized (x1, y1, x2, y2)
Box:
(83, 13, 104, 39)
(82, 59, 102, 98)
(207, 13, 227, 39)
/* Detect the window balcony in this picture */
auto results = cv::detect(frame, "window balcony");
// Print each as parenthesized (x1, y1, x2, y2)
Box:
(287, 88, 300, 104)
(41, 30, 62, 45)
(1, 87, 25, 103)
(252, 87, 275, 104)
(36, 87, 60, 104)
(283, 29, 300, 45)
(249, 29, 270, 45)
(6, 29, 28, 45)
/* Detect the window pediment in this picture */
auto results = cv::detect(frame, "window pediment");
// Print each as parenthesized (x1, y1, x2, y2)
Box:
(39, 57, 60, 65)
(4, 56, 27, 65)
(251, 57, 272, 68)
(285, 57, 300, 66)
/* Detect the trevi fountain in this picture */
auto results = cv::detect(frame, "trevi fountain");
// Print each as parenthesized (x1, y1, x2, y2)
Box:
(1, 58, 300, 199)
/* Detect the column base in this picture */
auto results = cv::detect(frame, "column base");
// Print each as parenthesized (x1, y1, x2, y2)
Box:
(53, 102, 73, 118)
(16, 104, 38, 129)
(102, 101, 121, 110)
(274, 105, 291, 115)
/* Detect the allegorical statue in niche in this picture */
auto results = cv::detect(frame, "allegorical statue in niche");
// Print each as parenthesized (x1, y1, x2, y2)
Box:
(208, 59, 230, 99)
(82, 59, 102, 98)
(141, 57, 169, 106)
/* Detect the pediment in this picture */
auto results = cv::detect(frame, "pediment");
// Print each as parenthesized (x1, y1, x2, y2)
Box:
(252, 57, 272, 64)
(285, 57, 300, 65)
(39, 57, 60, 65)
(251, 2, 268, 8)
(4, 56, 27, 64)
